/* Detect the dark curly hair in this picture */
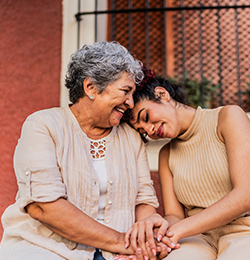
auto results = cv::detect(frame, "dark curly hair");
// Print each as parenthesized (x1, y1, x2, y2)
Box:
(122, 69, 188, 142)
(122, 68, 188, 124)
(133, 68, 188, 106)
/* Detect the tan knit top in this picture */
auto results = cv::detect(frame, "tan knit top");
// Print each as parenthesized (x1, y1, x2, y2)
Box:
(169, 106, 231, 217)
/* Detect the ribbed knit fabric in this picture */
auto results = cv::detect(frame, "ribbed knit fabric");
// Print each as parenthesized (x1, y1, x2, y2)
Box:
(169, 106, 231, 217)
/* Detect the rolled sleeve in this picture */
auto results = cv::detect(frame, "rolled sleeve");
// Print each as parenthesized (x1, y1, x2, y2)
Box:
(18, 167, 67, 212)
(14, 114, 67, 213)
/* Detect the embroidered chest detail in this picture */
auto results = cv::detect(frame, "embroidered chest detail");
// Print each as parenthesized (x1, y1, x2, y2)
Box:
(89, 139, 106, 160)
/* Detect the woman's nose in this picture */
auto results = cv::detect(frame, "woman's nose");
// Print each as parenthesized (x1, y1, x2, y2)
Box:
(145, 124, 155, 136)
(125, 94, 134, 109)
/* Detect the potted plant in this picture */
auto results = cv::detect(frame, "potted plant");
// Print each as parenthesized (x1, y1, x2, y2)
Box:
(168, 72, 219, 108)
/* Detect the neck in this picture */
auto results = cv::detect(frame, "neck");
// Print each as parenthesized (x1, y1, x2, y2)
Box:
(176, 102, 196, 135)
(70, 100, 112, 139)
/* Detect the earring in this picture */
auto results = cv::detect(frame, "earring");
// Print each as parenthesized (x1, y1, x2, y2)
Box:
(89, 94, 94, 100)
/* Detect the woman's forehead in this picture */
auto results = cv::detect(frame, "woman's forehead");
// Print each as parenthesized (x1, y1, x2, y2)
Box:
(130, 101, 147, 123)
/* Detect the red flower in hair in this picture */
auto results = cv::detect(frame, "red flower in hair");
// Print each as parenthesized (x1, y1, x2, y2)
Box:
(137, 67, 156, 90)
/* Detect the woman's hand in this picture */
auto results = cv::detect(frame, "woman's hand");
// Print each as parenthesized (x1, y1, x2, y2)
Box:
(124, 213, 177, 259)
(114, 239, 177, 260)
(114, 241, 157, 260)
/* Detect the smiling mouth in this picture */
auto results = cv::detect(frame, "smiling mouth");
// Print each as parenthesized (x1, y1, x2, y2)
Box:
(157, 125, 164, 138)
(115, 107, 125, 114)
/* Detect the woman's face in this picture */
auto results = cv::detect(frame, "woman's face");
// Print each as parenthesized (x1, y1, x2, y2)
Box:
(94, 72, 136, 128)
(130, 98, 180, 140)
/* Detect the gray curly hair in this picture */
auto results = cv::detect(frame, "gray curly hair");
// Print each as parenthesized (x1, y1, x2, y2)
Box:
(65, 41, 144, 103)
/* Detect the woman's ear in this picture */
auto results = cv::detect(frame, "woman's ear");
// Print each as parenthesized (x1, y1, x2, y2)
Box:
(83, 77, 97, 99)
(154, 87, 170, 101)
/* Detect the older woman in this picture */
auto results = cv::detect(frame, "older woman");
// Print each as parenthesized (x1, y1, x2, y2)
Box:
(0, 42, 163, 260)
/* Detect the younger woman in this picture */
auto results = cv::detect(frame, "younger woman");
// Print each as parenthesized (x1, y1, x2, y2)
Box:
(126, 69, 250, 260)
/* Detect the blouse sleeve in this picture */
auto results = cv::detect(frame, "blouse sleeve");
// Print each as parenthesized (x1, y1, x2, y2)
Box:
(14, 113, 67, 213)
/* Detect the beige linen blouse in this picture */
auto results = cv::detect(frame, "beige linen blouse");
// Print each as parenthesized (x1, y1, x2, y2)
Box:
(0, 105, 158, 260)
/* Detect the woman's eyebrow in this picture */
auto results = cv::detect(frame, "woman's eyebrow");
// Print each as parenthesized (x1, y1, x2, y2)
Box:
(137, 108, 145, 123)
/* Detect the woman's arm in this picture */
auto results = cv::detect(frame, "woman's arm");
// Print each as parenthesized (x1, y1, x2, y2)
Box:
(26, 198, 134, 255)
(17, 115, 134, 255)
(158, 143, 186, 226)
(124, 143, 183, 259)
(163, 106, 250, 244)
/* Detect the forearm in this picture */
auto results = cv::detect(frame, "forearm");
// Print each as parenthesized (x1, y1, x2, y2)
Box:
(135, 204, 157, 221)
(164, 214, 182, 227)
(27, 198, 133, 254)
(167, 188, 250, 244)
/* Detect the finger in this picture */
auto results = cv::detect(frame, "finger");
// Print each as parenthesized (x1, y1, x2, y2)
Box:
(161, 236, 176, 249)
(155, 220, 169, 242)
(137, 222, 148, 259)
(145, 221, 157, 256)
(113, 256, 137, 260)
(125, 227, 133, 249)
(130, 224, 139, 253)
(113, 255, 137, 260)
(135, 248, 144, 260)
(145, 241, 157, 260)
(156, 241, 172, 256)
(158, 245, 170, 259)
(155, 242, 172, 259)
(174, 243, 181, 249)
(166, 230, 174, 237)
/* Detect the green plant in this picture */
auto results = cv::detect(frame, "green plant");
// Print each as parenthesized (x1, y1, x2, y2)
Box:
(168, 72, 219, 108)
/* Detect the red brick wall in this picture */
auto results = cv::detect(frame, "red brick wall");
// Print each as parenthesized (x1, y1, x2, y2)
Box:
(0, 0, 62, 239)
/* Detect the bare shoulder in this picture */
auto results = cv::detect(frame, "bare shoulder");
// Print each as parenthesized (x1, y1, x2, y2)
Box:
(219, 105, 249, 125)
(219, 105, 246, 118)
(218, 105, 250, 141)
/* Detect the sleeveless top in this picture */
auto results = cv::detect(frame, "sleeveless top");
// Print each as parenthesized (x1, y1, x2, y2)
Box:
(169, 106, 231, 216)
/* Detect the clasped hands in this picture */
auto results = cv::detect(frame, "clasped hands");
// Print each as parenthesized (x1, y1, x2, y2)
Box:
(114, 214, 180, 260)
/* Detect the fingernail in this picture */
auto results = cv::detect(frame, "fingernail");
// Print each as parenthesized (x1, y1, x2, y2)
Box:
(125, 242, 128, 249)
(171, 242, 175, 247)
(168, 231, 173, 236)
(167, 247, 172, 252)
(144, 256, 149, 260)
(137, 248, 142, 254)
(157, 235, 162, 242)
(152, 249, 156, 256)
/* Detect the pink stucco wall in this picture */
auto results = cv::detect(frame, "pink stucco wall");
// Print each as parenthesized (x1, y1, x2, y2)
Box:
(0, 0, 62, 239)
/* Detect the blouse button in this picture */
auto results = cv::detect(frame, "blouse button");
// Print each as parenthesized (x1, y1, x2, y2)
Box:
(105, 219, 110, 224)
(109, 180, 113, 184)
(108, 200, 112, 205)
(25, 170, 31, 176)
